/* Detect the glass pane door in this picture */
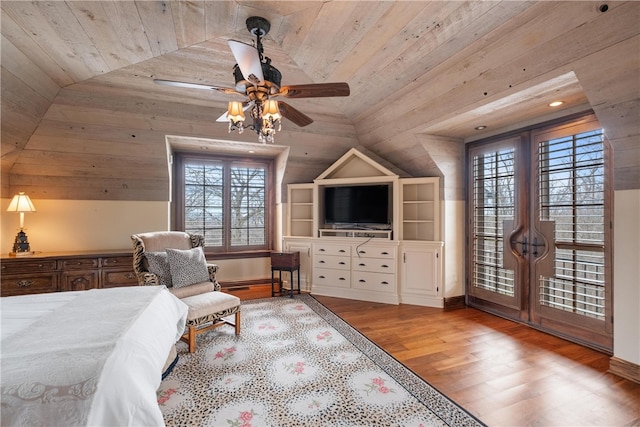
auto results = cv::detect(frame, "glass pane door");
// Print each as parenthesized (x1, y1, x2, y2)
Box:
(467, 114, 612, 351)
(467, 136, 527, 319)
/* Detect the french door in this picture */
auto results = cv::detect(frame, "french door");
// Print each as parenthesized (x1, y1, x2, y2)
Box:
(466, 114, 612, 351)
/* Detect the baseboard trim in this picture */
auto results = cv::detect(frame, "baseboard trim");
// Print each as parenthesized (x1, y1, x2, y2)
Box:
(219, 278, 275, 289)
(609, 356, 640, 384)
(444, 295, 466, 310)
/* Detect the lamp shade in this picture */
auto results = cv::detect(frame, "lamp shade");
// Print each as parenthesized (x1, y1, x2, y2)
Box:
(227, 101, 246, 122)
(262, 100, 281, 120)
(7, 192, 36, 213)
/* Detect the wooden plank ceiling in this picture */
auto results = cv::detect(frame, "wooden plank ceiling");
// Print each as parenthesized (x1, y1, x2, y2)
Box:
(1, 1, 638, 200)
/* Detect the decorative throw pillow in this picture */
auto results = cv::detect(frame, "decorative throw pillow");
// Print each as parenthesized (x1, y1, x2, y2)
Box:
(166, 247, 210, 288)
(145, 251, 172, 287)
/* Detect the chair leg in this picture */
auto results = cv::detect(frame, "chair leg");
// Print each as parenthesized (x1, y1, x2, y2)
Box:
(235, 311, 241, 335)
(188, 325, 196, 353)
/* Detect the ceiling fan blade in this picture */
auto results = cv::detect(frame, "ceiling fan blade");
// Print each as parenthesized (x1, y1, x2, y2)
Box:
(228, 40, 264, 85)
(153, 79, 242, 96)
(278, 101, 313, 127)
(279, 82, 350, 98)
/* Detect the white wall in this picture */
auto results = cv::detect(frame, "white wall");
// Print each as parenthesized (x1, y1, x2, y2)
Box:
(0, 199, 272, 284)
(1, 199, 169, 253)
(613, 189, 640, 365)
(443, 200, 466, 298)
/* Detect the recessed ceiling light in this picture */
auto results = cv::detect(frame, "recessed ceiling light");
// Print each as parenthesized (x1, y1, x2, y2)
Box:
(549, 101, 564, 107)
(474, 125, 487, 130)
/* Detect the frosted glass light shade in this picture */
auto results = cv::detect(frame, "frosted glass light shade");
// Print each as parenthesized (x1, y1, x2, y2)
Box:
(227, 101, 245, 122)
(262, 100, 281, 120)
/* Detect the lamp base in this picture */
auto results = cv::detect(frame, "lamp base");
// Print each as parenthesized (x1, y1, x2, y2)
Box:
(9, 251, 36, 257)
(11, 229, 32, 254)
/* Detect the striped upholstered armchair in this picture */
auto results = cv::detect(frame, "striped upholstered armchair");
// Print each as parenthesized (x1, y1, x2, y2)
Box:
(131, 231, 240, 352)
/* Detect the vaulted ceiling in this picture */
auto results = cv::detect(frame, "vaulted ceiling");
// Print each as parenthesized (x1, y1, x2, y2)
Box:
(1, 1, 638, 200)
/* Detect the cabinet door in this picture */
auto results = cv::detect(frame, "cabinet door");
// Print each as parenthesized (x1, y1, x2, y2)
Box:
(400, 243, 443, 305)
(63, 271, 99, 291)
(283, 240, 312, 291)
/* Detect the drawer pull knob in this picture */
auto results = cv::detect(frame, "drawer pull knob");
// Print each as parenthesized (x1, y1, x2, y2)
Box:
(319, 249, 325, 252)
(382, 265, 389, 268)
(38, 264, 44, 268)
(359, 251, 366, 254)
(339, 262, 345, 265)
(16, 280, 33, 288)
(319, 275, 326, 279)
(339, 277, 346, 281)
(381, 252, 389, 255)
(339, 249, 346, 253)
(359, 263, 366, 266)
(319, 260, 325, 264)
(381, 281, 389, 285)
(359, 279, 366, 283)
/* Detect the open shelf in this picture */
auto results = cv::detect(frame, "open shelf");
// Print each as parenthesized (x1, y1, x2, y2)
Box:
(319, 229, 392, 240)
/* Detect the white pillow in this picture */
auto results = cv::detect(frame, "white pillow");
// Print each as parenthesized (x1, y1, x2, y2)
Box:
(166, 247, 210, 288)
(145, 251, 172, 287)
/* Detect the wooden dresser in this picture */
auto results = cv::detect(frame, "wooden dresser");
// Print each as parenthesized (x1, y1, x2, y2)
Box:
(1, 250, 138, 297)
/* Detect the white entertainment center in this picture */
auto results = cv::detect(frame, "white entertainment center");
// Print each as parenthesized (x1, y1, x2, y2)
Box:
(283, 148, 444, 307)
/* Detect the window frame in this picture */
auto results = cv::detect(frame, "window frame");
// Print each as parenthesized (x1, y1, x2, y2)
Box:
(172, 151, 275, 256)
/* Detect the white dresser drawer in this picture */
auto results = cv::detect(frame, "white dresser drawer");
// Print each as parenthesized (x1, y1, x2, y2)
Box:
(352, 258, 395, 273)
(352, 271, 396, 292)
(314, 243, 351, 257)
(314, 269, 351, 287)
(353, 245, 396, 259)
(314, 255, 351, 270)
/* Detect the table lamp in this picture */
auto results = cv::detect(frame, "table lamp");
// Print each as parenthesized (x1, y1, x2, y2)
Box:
(7, 192, 36, 256)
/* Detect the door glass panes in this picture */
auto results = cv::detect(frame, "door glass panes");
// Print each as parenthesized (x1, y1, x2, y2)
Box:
(537, 129, 606, 319)
(184, 163, 224, 247)
(230, 166, 266, 246)
(472, 149, 516, 296)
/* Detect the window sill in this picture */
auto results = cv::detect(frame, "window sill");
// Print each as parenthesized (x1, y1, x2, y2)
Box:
(204, 250, 273, 260)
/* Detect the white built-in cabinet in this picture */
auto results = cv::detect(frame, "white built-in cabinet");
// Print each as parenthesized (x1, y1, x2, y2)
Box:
(399, 241, 444, 307)
(283, 148, 443, 307)
(287, 184, 315, 238)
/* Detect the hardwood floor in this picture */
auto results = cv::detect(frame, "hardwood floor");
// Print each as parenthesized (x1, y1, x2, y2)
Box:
(229, 286, 639, 426)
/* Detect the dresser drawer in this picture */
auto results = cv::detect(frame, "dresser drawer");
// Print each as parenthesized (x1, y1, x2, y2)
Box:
(1, 260, 56, 275)
(313, 269, 351, 287)
(314, 243, 350, 257)
(314, 255, 350, 270)
(101, 256, 133, 268)
(62, 270, 99, 291)
(61, 258, 99, 270)
(1, 273, 59, 296)
(352, 258, 396, 273)
(352, 271, 396, 292)
(353, 245, 396, 259)
(101, 269, 138, 288)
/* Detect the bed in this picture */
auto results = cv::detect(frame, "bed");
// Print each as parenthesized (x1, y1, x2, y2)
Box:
(1, 286, 188, 426)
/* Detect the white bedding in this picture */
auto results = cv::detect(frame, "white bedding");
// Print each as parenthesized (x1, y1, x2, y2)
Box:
(1, 286, 188, 427)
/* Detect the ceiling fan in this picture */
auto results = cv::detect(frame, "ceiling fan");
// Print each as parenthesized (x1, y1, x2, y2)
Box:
(154, 16, 350, 143)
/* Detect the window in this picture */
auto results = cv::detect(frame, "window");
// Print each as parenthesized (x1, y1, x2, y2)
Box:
(173, 153, 273, 253)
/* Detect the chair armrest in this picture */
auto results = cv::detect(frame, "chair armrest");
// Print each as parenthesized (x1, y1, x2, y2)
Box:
(207, 264, 221, 291)
(137, 272, 160, 286)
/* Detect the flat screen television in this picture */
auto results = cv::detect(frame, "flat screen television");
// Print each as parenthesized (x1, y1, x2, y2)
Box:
(324, 184, 390, 227)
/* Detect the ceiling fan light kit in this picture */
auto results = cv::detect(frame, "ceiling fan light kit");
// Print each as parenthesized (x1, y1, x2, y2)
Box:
(154, 16, 350, 143)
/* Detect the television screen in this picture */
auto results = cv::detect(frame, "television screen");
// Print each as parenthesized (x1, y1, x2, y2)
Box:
(324, 185, 390, 226)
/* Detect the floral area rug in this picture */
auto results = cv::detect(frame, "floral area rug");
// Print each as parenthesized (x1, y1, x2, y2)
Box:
(158, 295, 484, 427)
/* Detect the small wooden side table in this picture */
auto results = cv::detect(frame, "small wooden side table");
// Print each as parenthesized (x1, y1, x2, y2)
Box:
(270, 252, 301, 298)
